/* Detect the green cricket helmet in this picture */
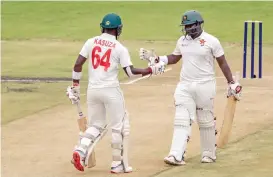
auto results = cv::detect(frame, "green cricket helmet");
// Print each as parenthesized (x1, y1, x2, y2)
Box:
(100, 13, 123, 37)
(181, 10, 204, 25)
(181, 10, 204, 36)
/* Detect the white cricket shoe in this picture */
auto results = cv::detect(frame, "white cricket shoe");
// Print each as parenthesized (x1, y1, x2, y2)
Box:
(72, 150, 85, 172)
(164, 155, 186, 166)
(110, 161, 133, 173)
(201, 156, 216, 163)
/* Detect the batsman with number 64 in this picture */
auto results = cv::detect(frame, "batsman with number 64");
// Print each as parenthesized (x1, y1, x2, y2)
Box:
(66, 13, 165, 173)
(139, 10, 242, 165)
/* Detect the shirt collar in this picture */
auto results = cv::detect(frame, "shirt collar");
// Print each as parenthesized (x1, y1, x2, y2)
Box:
(101, 33, 116, 40)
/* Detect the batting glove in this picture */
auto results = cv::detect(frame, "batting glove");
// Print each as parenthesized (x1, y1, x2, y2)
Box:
(66, 84, 80, 104)
(139, 48, 157, 62)
(149, 61, 165, 75)
(147, 56, 160, 66)
(227, 82, 242, 101)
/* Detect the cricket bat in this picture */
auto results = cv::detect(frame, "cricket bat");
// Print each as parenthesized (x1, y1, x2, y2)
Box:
(217, 72, 240, 148)
(216, 96, 238, 148)
(75, 102, 96, 168)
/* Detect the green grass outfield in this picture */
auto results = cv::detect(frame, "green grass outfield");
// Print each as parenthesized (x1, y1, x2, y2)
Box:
(2, 1, 273, 42)
(2, 1, 273, 123)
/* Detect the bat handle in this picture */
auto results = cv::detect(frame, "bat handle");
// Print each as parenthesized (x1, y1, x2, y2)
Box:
(151, 48, 155, 55)
(76, 102, 85, 119)
(235, 71, 240, 82)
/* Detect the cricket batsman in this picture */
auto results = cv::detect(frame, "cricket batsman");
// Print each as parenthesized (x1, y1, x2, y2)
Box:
(66, 13, 165, 173)
(139, 10, 242, 165)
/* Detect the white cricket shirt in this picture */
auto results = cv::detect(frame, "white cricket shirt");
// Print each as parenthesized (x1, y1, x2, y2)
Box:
(79, 33, 133, 88)
(173, 31, 224, 82)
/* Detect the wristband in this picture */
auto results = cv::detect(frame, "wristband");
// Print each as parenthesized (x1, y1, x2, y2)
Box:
(72, 71, 82, 80)
(159, 56, 168, 65)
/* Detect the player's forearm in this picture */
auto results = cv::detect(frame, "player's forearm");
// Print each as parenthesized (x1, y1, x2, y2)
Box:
(218, 60, 234, 83)
(167, 55, 182, 64)
(123, 66, 152, 77)
(220, 64, 234, 83)
(72, 55, 87, 84)
(216, 56, 234, 83)
(157, 54, 182, 65)
(130, 67, 152, 76)
(74, 63, 83, 72)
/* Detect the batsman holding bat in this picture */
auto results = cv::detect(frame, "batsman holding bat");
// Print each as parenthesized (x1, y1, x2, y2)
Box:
(139, 10, 242, 165)
(66, 13, 165, 173)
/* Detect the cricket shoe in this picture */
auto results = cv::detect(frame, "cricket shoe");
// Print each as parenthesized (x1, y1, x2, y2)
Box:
(164, 155, 186, 166)
(71, 158, 96, 167)
(72, 150, 85, 172)
(110, 161, 133, 174)
(70, 145, 82, 166)
(201, 156, 216, 163)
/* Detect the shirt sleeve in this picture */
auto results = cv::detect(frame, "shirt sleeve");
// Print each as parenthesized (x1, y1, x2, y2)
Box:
(212, 38, 224, 58)
(79, 40, 89, 58)
(120, 47, 133, 67)
(172, 38, 182, 55)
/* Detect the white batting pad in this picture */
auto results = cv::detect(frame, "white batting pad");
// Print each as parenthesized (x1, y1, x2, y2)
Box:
(199, 127, 216, 160)
(168, 106, 192, 161)
(111, 112, 132, 172)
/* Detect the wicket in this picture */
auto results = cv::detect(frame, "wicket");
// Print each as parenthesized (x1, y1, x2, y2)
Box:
(243, 21, 263, 79)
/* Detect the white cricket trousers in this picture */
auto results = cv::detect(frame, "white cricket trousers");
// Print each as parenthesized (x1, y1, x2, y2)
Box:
(174, 79, 216, 121)
(86, 86, 126, 135)
(169, 79, 217, 161)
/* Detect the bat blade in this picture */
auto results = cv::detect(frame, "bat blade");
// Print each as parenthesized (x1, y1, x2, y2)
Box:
(85, 126, 108, 168)
(217, 96, 237, 148)
(77, 118, 96, 168)
(76, 103, 96, 168)
(87, 151, 96, 168)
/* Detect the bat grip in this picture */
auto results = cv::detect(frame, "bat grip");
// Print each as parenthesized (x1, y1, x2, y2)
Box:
(76, 102, 85, 119)
(235, 71, 240, 82)
(151, 48, 155, 56)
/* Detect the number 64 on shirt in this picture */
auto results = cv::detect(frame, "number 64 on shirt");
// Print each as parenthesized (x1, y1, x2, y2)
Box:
(91, 46, 111, 71)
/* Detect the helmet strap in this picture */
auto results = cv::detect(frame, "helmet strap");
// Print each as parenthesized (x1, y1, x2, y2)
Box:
(101, 27, 105, 34)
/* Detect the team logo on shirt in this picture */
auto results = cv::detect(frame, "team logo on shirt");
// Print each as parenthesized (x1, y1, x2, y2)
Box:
(199, 39, 206, 46)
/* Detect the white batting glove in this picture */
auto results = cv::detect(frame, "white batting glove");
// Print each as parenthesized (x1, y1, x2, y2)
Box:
(66, 84, 80, 104)
(147, 56, 160, 66)
(149, 61, 165, 75)
(139, 48, 157, 63)
(227, 82, 242, 101)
